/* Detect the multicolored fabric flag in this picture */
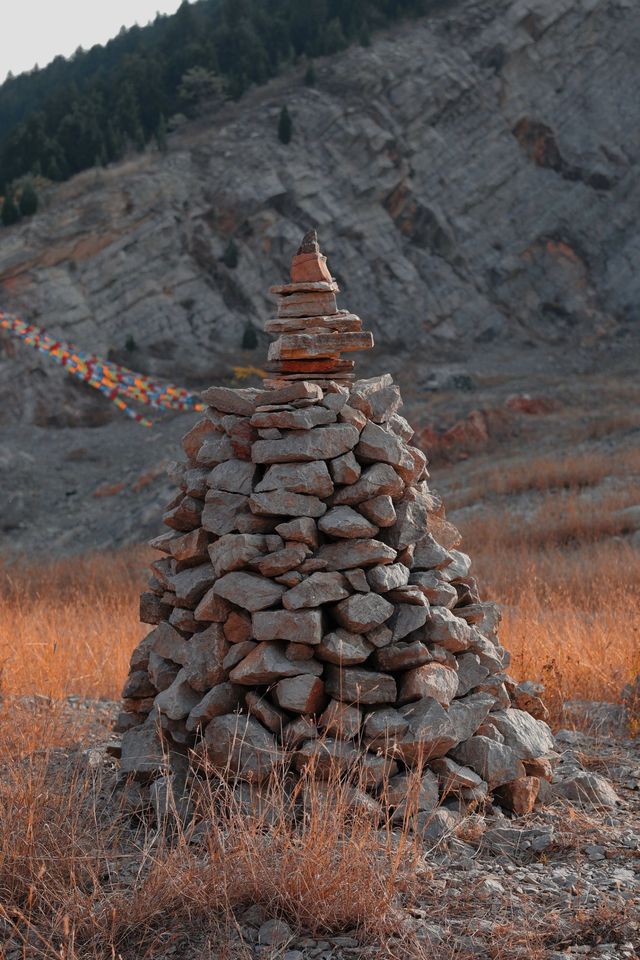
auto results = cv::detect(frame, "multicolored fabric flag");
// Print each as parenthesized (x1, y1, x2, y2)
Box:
(0, 311, 206, 426)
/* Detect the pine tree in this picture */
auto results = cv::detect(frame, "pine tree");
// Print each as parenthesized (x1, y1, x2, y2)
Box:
(1, 191, 20, 226)
(221, 238, 239, 268)
(241, 321, 258, 350)
(19, 181, 38, 216)
(278, 105, 292, 145)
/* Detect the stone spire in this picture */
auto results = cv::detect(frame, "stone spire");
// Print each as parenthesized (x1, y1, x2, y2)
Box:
(264, 230, 374, 386)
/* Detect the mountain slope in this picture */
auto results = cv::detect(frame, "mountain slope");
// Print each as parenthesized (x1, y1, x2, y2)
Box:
(0, 0, 638, 429)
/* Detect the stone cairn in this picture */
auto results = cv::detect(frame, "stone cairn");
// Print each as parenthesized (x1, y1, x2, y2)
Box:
(117, 231, 556, 821)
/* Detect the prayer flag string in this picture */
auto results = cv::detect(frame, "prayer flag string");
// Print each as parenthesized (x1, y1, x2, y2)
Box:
(0, 311, 206, 426)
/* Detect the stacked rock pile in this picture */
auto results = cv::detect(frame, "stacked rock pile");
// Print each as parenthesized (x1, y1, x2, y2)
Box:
(117, 234, 557, 819)
(265, 229, 373, 385)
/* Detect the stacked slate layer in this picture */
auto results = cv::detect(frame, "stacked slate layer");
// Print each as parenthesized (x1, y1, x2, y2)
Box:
(117, 237, 557, 819)
(264, 229, 373, 385)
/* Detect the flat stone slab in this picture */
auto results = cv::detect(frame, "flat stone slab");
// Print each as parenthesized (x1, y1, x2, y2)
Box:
(213, 571, 286, 611)
(229, 641, 323, 684)
(252, 424, 359, 463)
(325, 666, 397, 705)
(252, 608, 324, 644)
(317, 538, 397, 570)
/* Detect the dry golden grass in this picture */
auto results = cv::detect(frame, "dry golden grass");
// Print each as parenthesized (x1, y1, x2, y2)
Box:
(445, 446, 640, 510)
(0, 466, 638, 957)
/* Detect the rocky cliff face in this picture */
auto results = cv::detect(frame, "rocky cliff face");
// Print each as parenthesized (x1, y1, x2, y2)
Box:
(0, 0, 638, 429)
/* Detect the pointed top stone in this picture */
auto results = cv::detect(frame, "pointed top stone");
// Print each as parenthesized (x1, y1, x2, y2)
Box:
(297, 229, 319, 255)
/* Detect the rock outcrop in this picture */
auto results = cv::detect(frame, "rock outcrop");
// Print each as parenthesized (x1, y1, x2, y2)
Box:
(0, 0, 639, 427)
(117, 235, 557, 819)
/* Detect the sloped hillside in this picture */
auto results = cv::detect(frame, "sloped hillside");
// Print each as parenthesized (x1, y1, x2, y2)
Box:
(0, 0, 638, 429)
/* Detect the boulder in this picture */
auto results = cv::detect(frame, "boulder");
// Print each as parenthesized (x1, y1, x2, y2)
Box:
(274, 516, 318, 547)
(395, 698, 459, 763)
(203, 714, 281, 781)
(373, 641, 431, 672)
(318, 505, 379, 539)
(388, 602, 430, 641)
(154, 668, 201, 720)
(283, 572, 350, 610)
(318, 538, 397, 570)
(425, 607, 471, 651)
(229, 641, 323, 684)
(359, 495, 396, 527)
(332, 593, 394, 632)
(331, 463, 404, 506)
(207, 459, 257, 495)
(316, 629, 373, 665)
(451, 736, 526, 788)
(329, 451, 361, 484)
(273, 675, 326, 714)
(202, 491, 248, 535)
(366, 562, 409, 593)
(325, 666, 397, 705)
(484, 709, 555, 760)
(397, 663, 459, 706)
(252, 424, 359, 463)
(186, 683, 246, 731)
(255, 461, 334, 498)
(213, 572, 285, 611)
(252, 608, 324, 644)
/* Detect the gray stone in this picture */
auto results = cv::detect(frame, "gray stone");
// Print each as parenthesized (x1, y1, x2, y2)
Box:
(248, 490, 327, 518)
(363, 707, 409, 745)
(386, 769, 439, 821)
(281, 716, 319, 749)
(286, 641, 316, 660)
(255, 461, 334, 498)
(319, 700, 362, 739)
(229, 641, 323, 684)
(398, 663, 459, 706)
(425, 607, 471, 651)
(344, 568, 370, 592)
(208, 533, 267, 578)
(316, 628, 373, 665)
(451, 736, 526, 788)
(412, 534, 453, 570)
(223, 640, 257, 671)
(293, 738, 359, 777)
(257, 919, 293, 948)
(325, 666, 397, 705)
(154, 668, 201, 720)
(182, 623, 230, 690)
(366, 562, 409, 593)
(203, 714, 281, 782)
(149, 621, 189, 663)
(274, 517, 318, 547)
(196, 435, 235, 467)
(245, 691, 287, 733)
(333, 592, 394, 632)
(447, 693, 495, 742)
(383, 491, 437, 550)
(122, 670, 156, 699)
(252, 608, 324, 645)
(359, 495, 396, 527)
(395, 698, 459, 764)
(252, 424, 359, 463)
(318, 538, 397, 570)
(147, 652, 180, 692)
(366, 624, 393, 648)
(355, 420, 415, 473)
(485, 709, 555, 759)
(455, 652, 490, 697)
(550, 772, 620, 808)
(186, 682, 246, 731)
(213, 571, 285, 611)
(430, 757, 486, 793)
(318, 505, 379, 539)
(120, 720, 165, 779)
(183, 466, 209, 499)
(181, 418, 221, 460)
(409, 571, 458, 607)
(446, 550, 472, 579)
(329, 450, 361, 484)
(201, 386, 261, 415)
(387, 413, 414, 441)
(388, 601, 430, 641)
(282, 571, 350, 609)
(373, 640, 431, 672)
(331, 463, 404, 505)
(251, 406, 335, 429)
(207, 459, 257, 495)
(170, 563, 215, 605)
(201, 491, 248, 535)
(273, 675, 326, 714)
(251, 543, 309, 577)
(194, 588, 232, 623)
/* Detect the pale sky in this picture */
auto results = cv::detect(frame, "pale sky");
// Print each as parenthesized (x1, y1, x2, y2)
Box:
(5, 1, 188, 79)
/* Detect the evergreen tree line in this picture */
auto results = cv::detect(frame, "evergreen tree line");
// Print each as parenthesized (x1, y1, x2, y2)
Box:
(0, 0, 434, 193)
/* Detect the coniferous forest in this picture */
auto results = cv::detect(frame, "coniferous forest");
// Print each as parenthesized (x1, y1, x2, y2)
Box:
(0, 0, 434, 194)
